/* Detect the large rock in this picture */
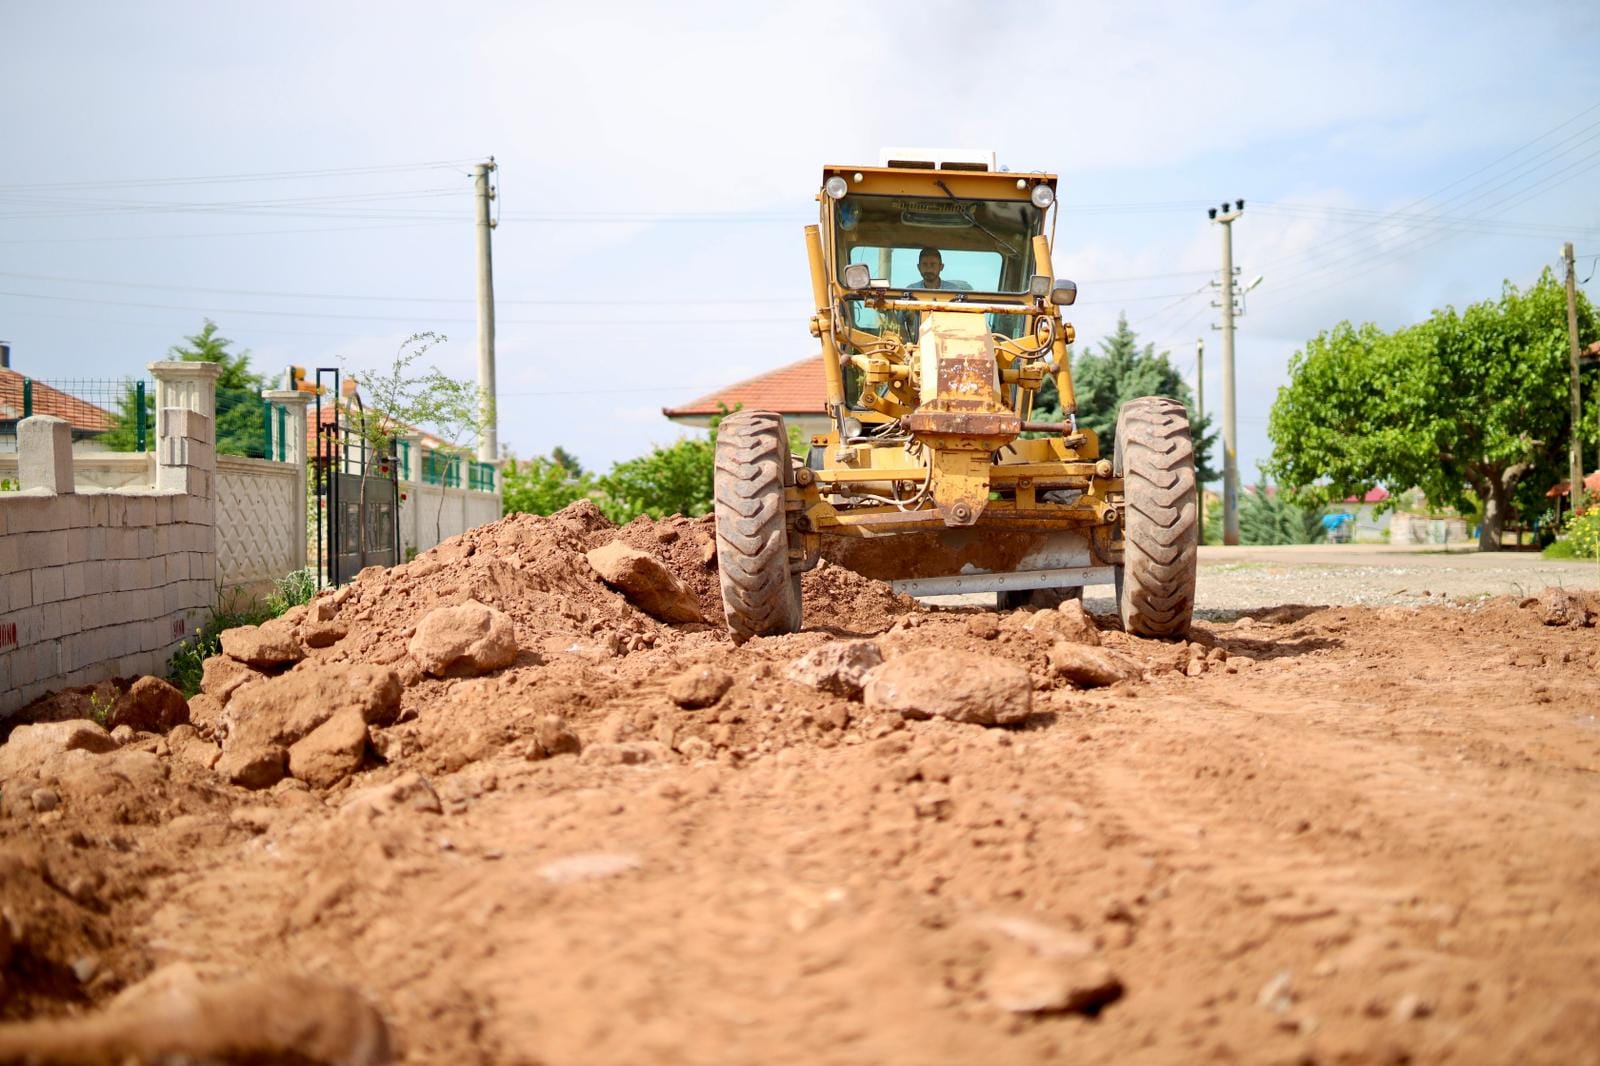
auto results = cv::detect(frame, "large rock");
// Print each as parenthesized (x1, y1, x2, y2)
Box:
(219, 620, 304, 671)
(585, 541, 704, 624)
(1543, 587, 1595, 627)
(665, 666, 733, 709)
(407, 600, 517, 678)
(1008, 601, 1101, 647)
(787, 641, 884, 699)
(0, 963, 391, 1065)
(341, 772, 442, 819)
(187, 693, 226, 739)
(287, 709, 370, 789)
(863, 649, 1031, 726)
(221, 665, 400, 790)
(110, 676, 189, 733)
(1047, 643, 1143, 688)
(200, 655, 262, 706)
(0, 721, 118, 782)
(985, 954, 1124, 1014)
(217, 745, 287, 790)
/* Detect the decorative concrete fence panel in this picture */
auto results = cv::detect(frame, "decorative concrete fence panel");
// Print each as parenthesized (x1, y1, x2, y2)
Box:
(216, 454, 304, 596)
(402, 483, 503, 557)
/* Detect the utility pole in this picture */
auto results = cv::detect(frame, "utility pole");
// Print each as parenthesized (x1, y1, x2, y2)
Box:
(1563, 241, 1583, 504)
(474, 158, 498, 464)
(1195, 336, 1206, 532)
(1209, 200, 1244, 546)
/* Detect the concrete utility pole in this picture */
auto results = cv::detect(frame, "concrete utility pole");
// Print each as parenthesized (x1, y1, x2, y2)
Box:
(474, 158, 499, 464)
(1195, 335, 1206, 527)
(1563, 241, 1583, 502)
(1210, 201, 1244, 546)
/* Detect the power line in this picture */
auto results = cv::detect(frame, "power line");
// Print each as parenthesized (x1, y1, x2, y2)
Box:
(0, 287, 797, 326)
(0, 158, 481, 192)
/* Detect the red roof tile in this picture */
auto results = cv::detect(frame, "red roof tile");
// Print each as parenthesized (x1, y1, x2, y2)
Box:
(663, 355, 827, 418)
(0, 370, 117, 432)
(1342, 487, 1390, 504)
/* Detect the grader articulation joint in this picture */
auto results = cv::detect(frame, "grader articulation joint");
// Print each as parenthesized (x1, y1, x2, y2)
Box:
(712, 151, 1199, 643)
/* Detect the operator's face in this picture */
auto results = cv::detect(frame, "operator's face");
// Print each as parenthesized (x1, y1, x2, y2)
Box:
(918, 253, 943, 287)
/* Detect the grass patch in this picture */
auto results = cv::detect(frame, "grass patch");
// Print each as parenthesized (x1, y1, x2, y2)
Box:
(167, 569, 318, 696)
(1542, 539, 1578, 560)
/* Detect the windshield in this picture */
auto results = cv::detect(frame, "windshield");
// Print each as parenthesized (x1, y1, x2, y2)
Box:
(834, 193, 1041, 294)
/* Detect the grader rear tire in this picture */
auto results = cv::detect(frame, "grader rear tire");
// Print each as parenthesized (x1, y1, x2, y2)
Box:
(714, 411, 802, 643)
(1113, 396, 1198, 639)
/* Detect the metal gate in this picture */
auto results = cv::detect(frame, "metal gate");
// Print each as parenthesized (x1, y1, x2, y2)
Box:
(314, 368, 401, 586)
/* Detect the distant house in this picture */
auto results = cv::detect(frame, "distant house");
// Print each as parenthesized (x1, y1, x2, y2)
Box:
(0, 369, 117, 451)
(662, 355, 830, 436)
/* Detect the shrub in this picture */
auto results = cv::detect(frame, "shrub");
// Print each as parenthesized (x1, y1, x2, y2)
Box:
(166, 569, 318, 696)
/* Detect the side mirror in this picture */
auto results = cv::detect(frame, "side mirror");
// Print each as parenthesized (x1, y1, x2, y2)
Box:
(1050, 280, 1077, 306)
(843, 263, 871, 290)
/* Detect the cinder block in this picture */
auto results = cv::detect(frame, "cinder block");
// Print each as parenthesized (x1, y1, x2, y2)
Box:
(0, 535, 19, 577)
(64, 525, 90, 560)
(87, 494, 109, 526)
(62, 564, 85, 600)
(39, 601, 62, 641)
(17, 416, 74, 494)
(156, 496, 173, 524)
(128, 496, 156, 528)
(58, 597, 81, 638)
(138, 528, 156, 557)
(87, 526, 106, 559)
(107, 496, 128, 528)
(31, 566, 65, 606)
(6, 570, 33, 610)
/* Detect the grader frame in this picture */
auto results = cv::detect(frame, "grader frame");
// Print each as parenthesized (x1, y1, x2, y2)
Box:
(712, 154, 1198, 641)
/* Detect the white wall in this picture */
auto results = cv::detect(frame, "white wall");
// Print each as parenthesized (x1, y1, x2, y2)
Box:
(402, 482, 502, 557)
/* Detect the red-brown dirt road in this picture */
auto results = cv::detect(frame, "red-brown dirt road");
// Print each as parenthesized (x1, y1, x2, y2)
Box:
(1, 504, 1597, 1064)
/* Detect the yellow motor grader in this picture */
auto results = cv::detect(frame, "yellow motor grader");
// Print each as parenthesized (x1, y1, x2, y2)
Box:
(713, 149, 1197, 642)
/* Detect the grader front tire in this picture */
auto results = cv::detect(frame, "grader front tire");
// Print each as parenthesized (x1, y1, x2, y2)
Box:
(714, 411, 802, 643)
(1114, 396, 1198, 639)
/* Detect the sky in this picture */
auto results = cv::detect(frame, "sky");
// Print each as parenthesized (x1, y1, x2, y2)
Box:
(2, 0, 1598, 484)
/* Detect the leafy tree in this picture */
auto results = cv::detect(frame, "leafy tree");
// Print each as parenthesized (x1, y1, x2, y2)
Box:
(502, 450, 595, 516)
(1269, 271, 1597, 550)
(1034, 313, 1219, 483)
(353, 332, 494, 546)
(595, 431, 717, 522)
(102, 319, 270, 455)
(1239, 475, 1327, 545)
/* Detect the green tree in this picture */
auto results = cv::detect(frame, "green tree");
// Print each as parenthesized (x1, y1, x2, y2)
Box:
(102, 319, 270, 455)
(1034, 313, 1219, 483)
(595, 432, 717, 522)
(1269, 271, 1597, 550)
(353, 332, 493, 545)
(1239, 475, 1327, 545)
(502, 450, 595, 515)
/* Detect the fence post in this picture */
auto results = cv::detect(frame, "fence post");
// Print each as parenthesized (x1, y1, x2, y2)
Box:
(149, 360, 220, 593)
(135, 380, 147, 451)
(21, 378, 31, 419)
(262, 389, 311, 572)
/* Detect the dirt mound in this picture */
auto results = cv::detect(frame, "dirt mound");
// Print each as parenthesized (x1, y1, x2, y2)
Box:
(802, 558, 919, 634)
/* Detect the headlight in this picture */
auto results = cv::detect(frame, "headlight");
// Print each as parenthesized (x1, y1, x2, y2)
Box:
(1030, 184, 1055, 209)
(843, 263, 871, 290)
(825, 176, 849, 200)
(1028, 274, 1051, 298)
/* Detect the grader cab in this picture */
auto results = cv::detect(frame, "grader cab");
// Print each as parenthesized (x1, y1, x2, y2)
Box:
(712, 149, 1198, 641)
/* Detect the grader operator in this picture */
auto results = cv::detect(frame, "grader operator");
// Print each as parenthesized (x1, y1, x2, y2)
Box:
(712, 149, 1198, 642)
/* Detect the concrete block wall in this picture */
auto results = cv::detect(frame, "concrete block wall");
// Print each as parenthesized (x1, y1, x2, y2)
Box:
(0, 362, 221, 716)
(0, 488, 213, 713)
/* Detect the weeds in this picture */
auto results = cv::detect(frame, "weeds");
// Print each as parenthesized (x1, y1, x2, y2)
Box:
(166, 569, 318, 696)
(87, 690, 112, 727)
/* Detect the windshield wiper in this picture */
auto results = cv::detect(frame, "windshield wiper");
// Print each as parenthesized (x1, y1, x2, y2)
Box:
(935, 179, 1019, 258)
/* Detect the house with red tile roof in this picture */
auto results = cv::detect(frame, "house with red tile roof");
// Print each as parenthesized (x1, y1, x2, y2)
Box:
(663, 355, 830, 435)
(0, 369, 118, 448)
